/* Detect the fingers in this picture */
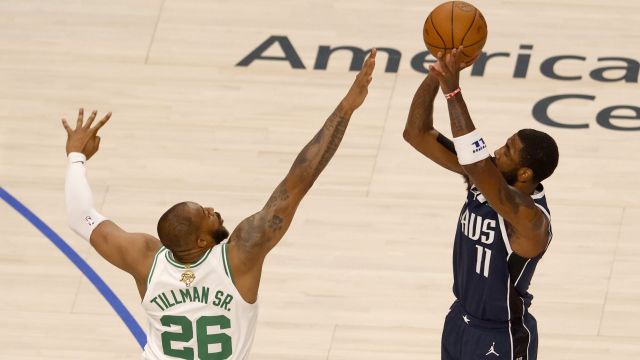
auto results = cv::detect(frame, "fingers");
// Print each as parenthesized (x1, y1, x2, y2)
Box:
(435, 51, 451, 76)
(368, 48, 377, 61)
(446, 47, 460, 73)
(445, 50, 453, 71)
(436, 46, 464, 73)
(352, 48, 376, 88)
(61, 118, 72, 135)
(76, 108, 84, 129)
(453, 46, 463, 63)
(361, 48, 377, 77)
(448, 49, 456, 71)
(84, 110, 98, 128)
(92, 112, 112, 133)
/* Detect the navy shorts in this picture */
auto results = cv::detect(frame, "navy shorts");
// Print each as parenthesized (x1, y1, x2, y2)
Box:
(441, 301, 538, 360)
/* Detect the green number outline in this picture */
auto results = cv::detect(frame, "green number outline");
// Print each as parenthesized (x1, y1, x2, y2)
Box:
(160, 315, 194, 359)
(160, 315, 233, 360)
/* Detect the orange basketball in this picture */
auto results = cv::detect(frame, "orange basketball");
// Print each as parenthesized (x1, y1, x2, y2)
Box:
(423, 1, 488, 64)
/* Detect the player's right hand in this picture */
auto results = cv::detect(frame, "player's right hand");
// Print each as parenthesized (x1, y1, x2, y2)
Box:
(61, 108, 111, 160)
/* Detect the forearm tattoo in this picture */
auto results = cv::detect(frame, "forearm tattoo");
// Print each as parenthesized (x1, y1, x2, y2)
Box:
(265, 186, 290, 209)
(447, 96, 477, 136)
(313, 112, 349, 178)
(267, 215, 283, 232)
(407, 78, 439, 134)
(291, 106, 350, 181)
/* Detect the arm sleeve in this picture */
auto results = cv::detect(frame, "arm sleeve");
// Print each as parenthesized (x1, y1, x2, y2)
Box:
(65, 152, 107, 241)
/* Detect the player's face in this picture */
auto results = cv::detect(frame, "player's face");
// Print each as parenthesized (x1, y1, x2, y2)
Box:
(492, 134, 524, 186)
(192, 202, 230, 245)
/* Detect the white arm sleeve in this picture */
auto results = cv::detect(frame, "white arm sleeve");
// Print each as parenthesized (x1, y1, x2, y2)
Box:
(65, 152, 108, 241)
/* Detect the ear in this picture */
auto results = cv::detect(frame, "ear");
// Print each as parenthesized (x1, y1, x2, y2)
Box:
(196, 236, 209, 249)
(517, 167, 534, 183)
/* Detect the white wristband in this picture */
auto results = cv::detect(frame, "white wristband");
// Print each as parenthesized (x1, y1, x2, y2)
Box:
(453, 130, 490, 165)
(68, 152, 87, 164)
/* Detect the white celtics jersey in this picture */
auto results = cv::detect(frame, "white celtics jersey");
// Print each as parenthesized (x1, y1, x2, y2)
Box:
(142, 242, 258, 360)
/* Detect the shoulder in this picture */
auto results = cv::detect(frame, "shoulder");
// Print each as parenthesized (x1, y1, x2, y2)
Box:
(229, 212, 270, 249)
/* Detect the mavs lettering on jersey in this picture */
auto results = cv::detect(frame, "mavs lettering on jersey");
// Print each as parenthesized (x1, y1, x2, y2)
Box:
(452, 184, 552, 359)
(459, 207, 496, 277)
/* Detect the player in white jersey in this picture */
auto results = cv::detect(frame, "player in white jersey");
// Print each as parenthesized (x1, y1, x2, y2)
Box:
(141, 243, 257, 359)
(62, 50, 377, 359)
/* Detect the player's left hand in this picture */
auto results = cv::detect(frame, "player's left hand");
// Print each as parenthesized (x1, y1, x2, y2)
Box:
(61, 108, 111, 160)
(341, 48, 377, 112)
(429, 46, 468, 94)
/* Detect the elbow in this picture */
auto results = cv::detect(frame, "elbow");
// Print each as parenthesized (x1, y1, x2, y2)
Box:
(403, 128, 433, 150)
(403, 128, 415, 144)
(66, 207, 106, 242)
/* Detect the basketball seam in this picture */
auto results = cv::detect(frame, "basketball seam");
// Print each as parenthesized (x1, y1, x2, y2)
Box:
(429, 15, 447, 49)
(460, 8, 478, 46)
(462, 36, 486, 48)
(450, 1, 455, 48)
(426, 44, 446, 50)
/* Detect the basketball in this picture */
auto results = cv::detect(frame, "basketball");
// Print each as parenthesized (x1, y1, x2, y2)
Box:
(423, 1, 488, 64)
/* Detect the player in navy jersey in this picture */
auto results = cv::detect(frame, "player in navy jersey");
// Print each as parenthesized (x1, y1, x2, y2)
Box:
(403, 47, 559, 360)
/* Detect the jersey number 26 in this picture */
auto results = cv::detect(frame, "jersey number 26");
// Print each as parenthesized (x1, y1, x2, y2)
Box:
(161, 314, 232, 360)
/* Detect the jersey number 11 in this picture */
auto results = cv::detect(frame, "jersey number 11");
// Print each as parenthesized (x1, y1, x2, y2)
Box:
(475, 245, 491, 278)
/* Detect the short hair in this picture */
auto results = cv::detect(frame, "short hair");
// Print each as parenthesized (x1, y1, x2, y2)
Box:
(157, 202, 199, 251)
(516, 129, 559, 183)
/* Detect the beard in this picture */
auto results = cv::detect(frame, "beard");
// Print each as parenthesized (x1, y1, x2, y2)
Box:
(212, 226, 230, 244)
(490, 156, 518, 186)
(503, 168, 519, 186)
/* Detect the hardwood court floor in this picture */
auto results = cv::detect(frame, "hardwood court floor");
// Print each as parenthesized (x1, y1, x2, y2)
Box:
(0, 0, 639, 359)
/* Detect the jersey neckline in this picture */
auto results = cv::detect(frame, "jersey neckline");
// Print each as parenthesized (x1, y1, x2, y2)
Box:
(165, 247, 214, 269)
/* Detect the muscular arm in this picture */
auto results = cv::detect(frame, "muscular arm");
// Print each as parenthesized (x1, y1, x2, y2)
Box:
(226, 51, 377, 303)
(403, 74, 464, 175)
(233, 102, 353, 253)
(428, 48, 550, 258)
(443, 91, 549, 258)
(90, 221, 161, 298)
(62, 109, 161, 299)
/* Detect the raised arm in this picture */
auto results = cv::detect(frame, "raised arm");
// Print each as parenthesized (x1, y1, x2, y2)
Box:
(429, 48, 549, 258)
(403, 72, 464, 175)
(62, 109, 161, 298)
(226, 50, 377, 303)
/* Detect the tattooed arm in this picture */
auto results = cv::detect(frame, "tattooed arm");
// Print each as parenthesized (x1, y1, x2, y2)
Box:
(429, 47, 549, 258)
(225, 50, 377, 303)
(403, 73, 464, 175)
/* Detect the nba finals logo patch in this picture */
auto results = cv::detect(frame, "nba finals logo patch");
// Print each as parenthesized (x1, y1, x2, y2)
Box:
(472, 139, 487, 153)
(180, 270, 196, 287)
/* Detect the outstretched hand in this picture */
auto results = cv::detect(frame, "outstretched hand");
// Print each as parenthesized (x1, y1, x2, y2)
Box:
(61, 108, 111, 160)
(341, 48, 377, 112)
(429, 46, 478, 94)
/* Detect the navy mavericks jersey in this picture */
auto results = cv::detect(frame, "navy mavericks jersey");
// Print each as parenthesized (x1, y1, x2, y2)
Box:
(452, 184, 552, 323)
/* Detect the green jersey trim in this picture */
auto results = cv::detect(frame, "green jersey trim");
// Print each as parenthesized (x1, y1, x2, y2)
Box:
(147, 246, 166, 285)
(165, 247, 213, 269)
(222, 243, 235, 285)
